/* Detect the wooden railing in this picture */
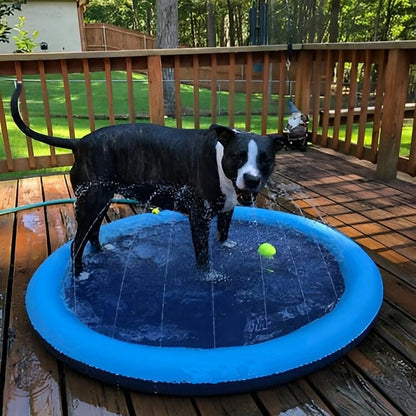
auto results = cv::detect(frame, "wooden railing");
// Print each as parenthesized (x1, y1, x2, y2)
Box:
(0, 42, 415, 179)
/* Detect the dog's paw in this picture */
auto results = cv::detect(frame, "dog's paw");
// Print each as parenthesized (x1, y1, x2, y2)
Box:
(222, 240, 237, 248)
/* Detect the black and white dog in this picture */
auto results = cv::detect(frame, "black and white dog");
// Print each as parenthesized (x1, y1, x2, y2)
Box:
(11, 81, 285, 275)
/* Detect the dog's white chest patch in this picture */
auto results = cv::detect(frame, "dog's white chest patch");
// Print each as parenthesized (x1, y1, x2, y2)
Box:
(216, 142, 237, 212)
(236, 139, 259, 190)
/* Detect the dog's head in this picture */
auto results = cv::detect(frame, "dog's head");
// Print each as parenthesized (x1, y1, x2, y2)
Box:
(211, 125, 285, 205)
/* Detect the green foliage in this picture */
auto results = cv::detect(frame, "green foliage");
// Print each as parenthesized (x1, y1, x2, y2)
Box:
(13, 16, 39, 53)
(0, 1, 21, 43)
(269, 0, 416, 43)
(336, 0, 416, 42)
(85, 0, 415, 45)
(85, 0, 155, 34)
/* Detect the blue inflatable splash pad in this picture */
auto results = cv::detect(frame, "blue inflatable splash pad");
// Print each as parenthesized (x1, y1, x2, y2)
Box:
(26, 207, 383, 395)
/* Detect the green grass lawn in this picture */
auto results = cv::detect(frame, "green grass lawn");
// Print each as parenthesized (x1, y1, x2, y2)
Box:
(0, 72, 413, 179)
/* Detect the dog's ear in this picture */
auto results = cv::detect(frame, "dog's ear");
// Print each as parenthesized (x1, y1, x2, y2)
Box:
(268, 134, 287, 152)
(209, 124, 236, 145)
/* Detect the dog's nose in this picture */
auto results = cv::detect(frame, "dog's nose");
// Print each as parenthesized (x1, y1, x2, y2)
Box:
(243, 173, 261, 190)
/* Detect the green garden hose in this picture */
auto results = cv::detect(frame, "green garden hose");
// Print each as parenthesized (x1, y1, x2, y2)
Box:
(0, 198, 140, 216)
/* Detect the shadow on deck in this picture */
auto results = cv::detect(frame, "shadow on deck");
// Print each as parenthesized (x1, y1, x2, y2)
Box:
(0, 147, 414, 415)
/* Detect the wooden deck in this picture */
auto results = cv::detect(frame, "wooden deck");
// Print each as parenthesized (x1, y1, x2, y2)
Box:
(0, 147, 414, 415)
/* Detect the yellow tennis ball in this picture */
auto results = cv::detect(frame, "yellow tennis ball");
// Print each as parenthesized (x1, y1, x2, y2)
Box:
(258, 242, 276, 258)
(151, 207, 160, 214)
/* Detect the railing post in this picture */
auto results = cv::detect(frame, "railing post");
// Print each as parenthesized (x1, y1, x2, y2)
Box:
(147, 55, 165, 126)
(376, 49, 409, 180)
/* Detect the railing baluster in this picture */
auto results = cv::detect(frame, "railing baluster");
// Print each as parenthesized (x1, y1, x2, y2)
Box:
(126, 57, 135, 124)
(104, 58, 115, 125)
(0, 88, 14, 171)
(357, 50, 372, 159)
(147, 55, 164, 125)
(60, 60, 75, 139)
(192, 54, 200, 129)
(408, 107, 416, 176)
(344, 50, 358, 154)
(261, 51, 270, 135)
(299, 51, 313, 119)
(245, 52, 253, 132)
(311, 50, 322, 143)
(15, 61, 36, 169)
(320, 50, 333, 147)
(38, 61, 57, 167)
(278, 51, 286, 135)
(371, 50, 386, 163)
(174, 55, 182, 128)
(82, 58, 95, 132)
(210, 54, 217, 125)
(332, 50, 345, 151)
(228, 53, 235, 129)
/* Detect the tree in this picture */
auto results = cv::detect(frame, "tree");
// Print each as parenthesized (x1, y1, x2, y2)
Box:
(132, 0, 155, 35)
(156, 0, 178, 116)
(84, 0, 415, 45)
(13, 15, 39, 53)
(328, 0, 341, 42)
(226, 0, 235, 46)
(84, 0, 134, 29)
(207, 0, 216, 46)
(0, 2, 21, 43)
(85, 0, 156, 35)
(156, 0, 178, 49)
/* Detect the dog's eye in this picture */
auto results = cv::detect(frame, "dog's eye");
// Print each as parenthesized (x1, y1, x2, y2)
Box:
(259, 153, 274, 165)
(232, 152, 246, 163)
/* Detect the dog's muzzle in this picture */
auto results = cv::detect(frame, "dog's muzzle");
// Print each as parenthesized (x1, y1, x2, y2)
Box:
(236, 173, 262, 206)
(237, 190, 257, 206)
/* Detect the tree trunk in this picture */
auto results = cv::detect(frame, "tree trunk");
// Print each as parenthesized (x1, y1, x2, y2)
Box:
(381, 0, 395, 41)
(146, 4, 153, 35)
(328, 0, 341, 42)
(226, 0, 235, 46)
(207, 0, 216, 47)
(308, 0, 317, 43)
(156, 0, 178, 116)
(131, 0, 139, 31)
(316, 0, 326, 42)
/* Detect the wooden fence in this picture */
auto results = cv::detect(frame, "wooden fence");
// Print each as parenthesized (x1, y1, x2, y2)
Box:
(0, 42, 415, 179)
(84, 23, 156, 51)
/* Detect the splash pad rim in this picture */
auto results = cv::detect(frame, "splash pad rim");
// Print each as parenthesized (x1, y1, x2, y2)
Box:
(25, 207, 383, 395)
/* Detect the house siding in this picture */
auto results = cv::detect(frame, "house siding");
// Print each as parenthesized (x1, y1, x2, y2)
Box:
(0, 0, 82, 53)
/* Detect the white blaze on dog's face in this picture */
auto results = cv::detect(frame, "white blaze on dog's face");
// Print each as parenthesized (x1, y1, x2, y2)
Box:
(235, 139, 260, 191)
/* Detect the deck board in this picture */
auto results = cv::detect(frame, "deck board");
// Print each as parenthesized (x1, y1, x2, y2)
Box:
(348, 333, 415, 415)
(0, 147, 415, 415)
(3, 177, 63, 415)
(65, 368, 131, 416)
(254, 380, 335, 415)
(0, 180, 17, 364)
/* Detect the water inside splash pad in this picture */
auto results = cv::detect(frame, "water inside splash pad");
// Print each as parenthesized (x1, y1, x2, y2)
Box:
(26, 207, 383, 395)
(65, 218, 345, 349)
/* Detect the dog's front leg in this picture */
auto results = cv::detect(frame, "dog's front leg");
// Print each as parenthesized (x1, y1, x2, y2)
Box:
(217, 209, 234, 242)
(189, 214, 211, 271)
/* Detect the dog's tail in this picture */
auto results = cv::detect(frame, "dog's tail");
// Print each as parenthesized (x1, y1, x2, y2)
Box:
(11, 81, 78, 150)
